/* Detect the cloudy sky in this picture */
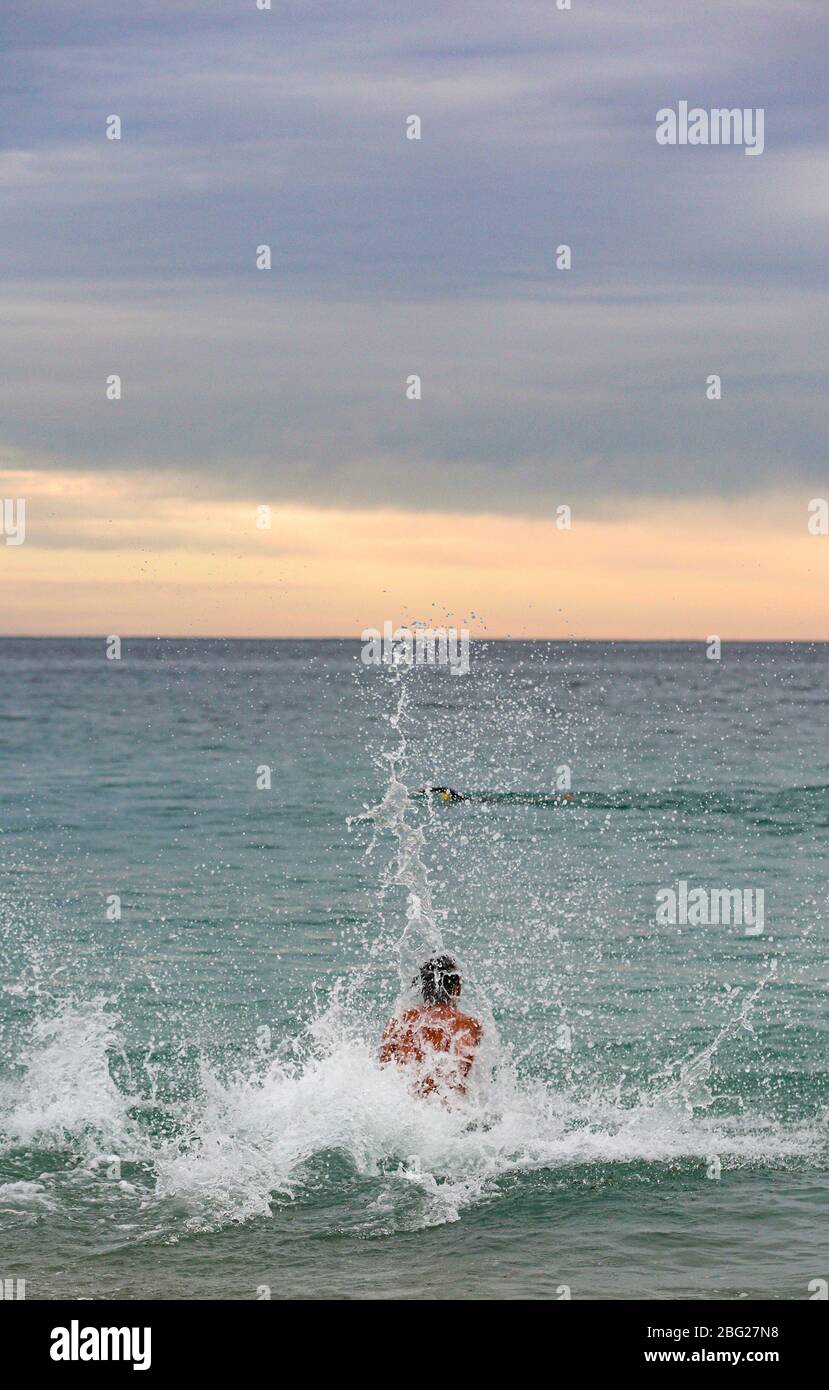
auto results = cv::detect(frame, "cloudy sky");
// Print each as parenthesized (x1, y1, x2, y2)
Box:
(1, 0, 827, 636)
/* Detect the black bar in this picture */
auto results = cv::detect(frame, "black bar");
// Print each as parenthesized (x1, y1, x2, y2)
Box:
(4, 1300, 824, 1375)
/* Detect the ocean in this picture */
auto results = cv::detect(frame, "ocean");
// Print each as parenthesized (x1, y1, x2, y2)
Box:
(0, 638, 826, 1300)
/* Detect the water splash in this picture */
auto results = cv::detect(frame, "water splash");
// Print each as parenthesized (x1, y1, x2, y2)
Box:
(348, 668, 444, 990)
(0, 997, 141, 1162)
(0, 970, 822, 1239)
(0, 675, 824, 1243)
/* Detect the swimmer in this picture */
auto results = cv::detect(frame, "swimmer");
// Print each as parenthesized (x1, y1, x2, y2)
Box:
(413, 786, 468, 803)
(414, 787, 575, 804)
(379, 954, 482, 1096)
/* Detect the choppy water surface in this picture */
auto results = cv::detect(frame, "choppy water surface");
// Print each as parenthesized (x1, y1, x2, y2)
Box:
(0, 639, 826, 1299)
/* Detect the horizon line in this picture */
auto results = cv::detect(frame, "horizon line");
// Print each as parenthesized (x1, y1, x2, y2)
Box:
(2, 634, 829, 646)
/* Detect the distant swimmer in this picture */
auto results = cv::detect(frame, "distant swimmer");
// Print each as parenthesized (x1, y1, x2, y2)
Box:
(414, 786, 575, 805)
(413, 786, 468, 802)
(379, 954, 482, 1097)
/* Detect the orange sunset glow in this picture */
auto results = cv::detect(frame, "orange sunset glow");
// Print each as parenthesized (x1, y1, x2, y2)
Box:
(2, 469, 827, 639)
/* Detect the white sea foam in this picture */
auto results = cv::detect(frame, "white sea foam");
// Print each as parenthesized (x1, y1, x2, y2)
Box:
(0, 1179, 56, 1215)
(0, 986, 823, 1236)
(151, 1010, 823, 1233)
(0, 997, 141, 1162)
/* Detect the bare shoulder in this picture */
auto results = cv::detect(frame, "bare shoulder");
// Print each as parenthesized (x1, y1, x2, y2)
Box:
(384, 1007, 415, 1034)
(457, 1011, 482, 1042)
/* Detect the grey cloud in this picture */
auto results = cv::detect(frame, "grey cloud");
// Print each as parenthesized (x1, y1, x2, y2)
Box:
(1, 278, 826, 511)
(0, 0, 827, 507)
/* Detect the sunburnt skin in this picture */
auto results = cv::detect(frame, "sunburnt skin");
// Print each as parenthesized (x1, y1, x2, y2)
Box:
(380, 954, 481, 1096)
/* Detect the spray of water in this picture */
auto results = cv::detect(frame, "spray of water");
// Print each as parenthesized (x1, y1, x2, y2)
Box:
(348, 668, 444, 991)
(0, 672, 823, 1239)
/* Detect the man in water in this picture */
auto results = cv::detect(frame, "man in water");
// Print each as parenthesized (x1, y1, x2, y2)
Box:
(413, 786, 468, 802)
(379, 954, 482, 1096)
(414, 786, 575, 805)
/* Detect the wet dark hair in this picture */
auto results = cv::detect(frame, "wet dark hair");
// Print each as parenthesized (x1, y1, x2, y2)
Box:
(417, 954, 461, 1006)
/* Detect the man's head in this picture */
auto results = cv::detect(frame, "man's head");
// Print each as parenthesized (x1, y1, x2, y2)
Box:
(418, 954, 461, 1006)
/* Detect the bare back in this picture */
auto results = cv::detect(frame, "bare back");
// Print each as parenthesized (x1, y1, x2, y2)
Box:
(380, 1002, 482, 1095)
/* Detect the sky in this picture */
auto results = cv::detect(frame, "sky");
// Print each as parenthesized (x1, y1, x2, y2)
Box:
(1, 0, 827, 637)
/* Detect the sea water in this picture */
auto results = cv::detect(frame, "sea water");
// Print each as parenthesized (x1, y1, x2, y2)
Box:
(0, 638, 826, 1299)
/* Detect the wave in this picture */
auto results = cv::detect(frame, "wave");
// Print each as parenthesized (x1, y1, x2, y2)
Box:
(0, 997, 143, 1161)
(0, 991, 824, 1238)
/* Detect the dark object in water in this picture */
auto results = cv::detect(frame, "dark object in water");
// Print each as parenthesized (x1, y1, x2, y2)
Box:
(414, 786, 576, 805)
(416, 954, 462, 1005)
(414, 785, 468, 803)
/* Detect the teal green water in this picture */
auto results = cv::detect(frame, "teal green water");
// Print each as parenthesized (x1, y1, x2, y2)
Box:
(0, 639, 826, 1300)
